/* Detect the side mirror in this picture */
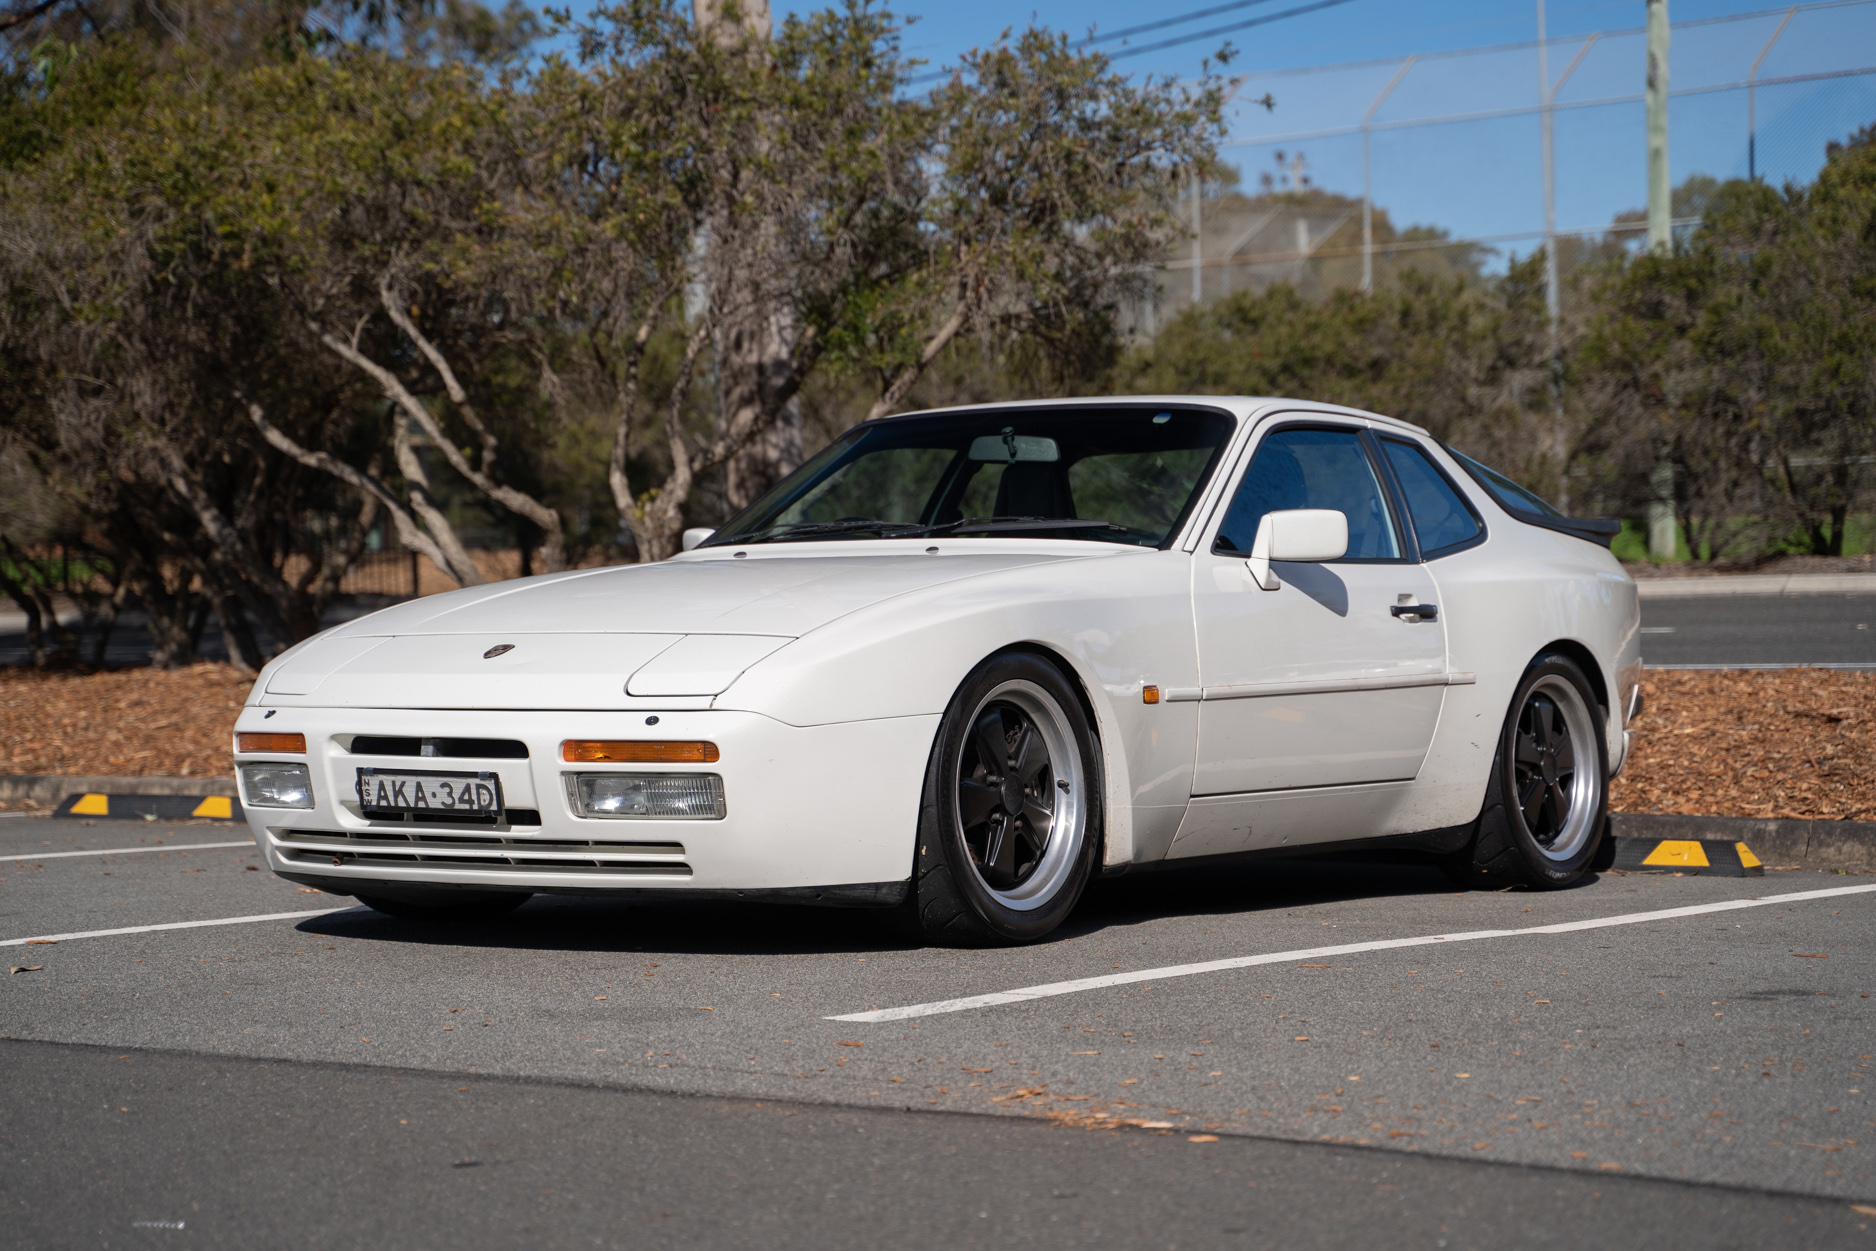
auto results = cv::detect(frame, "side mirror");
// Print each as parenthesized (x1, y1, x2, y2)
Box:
(1247, 509, 1348, 591)
(681, 527, 716, 552)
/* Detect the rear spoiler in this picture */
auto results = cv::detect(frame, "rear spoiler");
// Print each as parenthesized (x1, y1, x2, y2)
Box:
(1508, 512, 1622, 549)
(1440, 443, 1623, 550)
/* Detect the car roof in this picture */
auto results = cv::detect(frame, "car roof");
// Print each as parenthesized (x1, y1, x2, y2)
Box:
(872, 395, 1432, 440)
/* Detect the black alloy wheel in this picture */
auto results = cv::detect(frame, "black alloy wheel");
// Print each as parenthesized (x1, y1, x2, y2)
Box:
(1445, 652, 1608, 889)
(899, 652, 1102, 946)
(957, 701, 1061, 892)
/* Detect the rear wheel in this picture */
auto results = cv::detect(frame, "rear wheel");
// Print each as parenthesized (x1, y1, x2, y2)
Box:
(1445, 653, 1608, 889)
(355, 889, 532, 921)
(898, 653, 1102, 946)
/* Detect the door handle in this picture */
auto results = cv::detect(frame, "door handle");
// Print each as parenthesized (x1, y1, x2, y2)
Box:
(1390, 603, 1438, 621)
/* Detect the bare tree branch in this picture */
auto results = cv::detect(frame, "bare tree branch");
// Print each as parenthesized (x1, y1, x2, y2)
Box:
(314, 304, 566, 571)
(0, 0, 65, 33)
(245, 401, 472, 589)
(865, 299, 970, 421)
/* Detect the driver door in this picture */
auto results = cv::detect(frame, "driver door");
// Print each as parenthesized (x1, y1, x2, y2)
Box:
(1176, 422, 1449, 852)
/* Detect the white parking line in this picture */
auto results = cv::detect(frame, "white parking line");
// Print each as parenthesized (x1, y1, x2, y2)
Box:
(0, 841, 253, 863)
(0, 908, 357, 947)
(827, 883, 1876, 1023)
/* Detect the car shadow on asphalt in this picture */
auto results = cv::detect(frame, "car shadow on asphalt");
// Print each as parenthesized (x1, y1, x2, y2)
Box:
(288, 854, 1504, 957)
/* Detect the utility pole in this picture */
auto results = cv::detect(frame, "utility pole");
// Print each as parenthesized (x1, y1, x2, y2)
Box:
(1645, 0, 1670, 255)
(1645, 0, 1675, 557)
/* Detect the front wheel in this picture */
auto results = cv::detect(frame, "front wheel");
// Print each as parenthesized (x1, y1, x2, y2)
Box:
(897, 653, 1103, 946)
(1445, 653, 1609, 889)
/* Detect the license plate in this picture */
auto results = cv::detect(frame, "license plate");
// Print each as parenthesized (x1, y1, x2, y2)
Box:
(356, 768, 504, 818)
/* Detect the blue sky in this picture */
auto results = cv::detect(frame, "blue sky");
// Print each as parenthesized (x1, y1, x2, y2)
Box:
(567, 1, 1876, 266)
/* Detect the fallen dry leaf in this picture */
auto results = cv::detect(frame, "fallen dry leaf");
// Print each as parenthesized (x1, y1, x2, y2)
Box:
(10, 965, 43, 974)
(1611, 670, 1876, 820)
(6, 666, 1872, 821)
(1188, 1134, 1220, 1143)
(0, 663, 251, 780)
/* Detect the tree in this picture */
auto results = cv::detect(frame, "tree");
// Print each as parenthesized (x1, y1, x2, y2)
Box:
(852, 28, 1226, 422)
(1581, 148, 1876, 559)
(1118, 258, 1568, 498)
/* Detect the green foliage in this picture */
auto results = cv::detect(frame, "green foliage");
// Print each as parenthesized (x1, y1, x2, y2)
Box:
(1116, 258, 1564, 497)
(1582, 146, 1876, 559)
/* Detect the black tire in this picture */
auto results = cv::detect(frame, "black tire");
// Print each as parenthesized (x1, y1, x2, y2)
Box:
(1444, 652, 1609, 890)
(354, 889, 532, 921)
(896, 652, 1103, 946)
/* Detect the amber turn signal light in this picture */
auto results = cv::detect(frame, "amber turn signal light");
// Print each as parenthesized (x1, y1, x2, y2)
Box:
(562, 740, 720, 764)
(1142, 685, 1161, 705)
(236, 732, 306, 753)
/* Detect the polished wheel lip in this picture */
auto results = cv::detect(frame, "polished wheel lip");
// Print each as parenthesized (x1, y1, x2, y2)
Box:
(954, 679, 1085, 912)
(1512, 673, 1600, 862)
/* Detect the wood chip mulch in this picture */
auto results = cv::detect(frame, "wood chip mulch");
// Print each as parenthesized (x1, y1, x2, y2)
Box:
(1610, 669, 1874, 822)
(1, 664, 252, 797)
(3, 664, 1871, 822)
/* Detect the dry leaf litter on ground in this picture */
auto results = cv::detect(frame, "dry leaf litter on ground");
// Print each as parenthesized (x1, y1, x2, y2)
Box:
(2, 664, 1871, 821)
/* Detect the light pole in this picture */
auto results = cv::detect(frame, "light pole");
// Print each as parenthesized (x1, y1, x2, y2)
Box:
(1748, 6, 1796, 180)
(1361, 56, 1414, 294)
(1538, 5, 1597, 514)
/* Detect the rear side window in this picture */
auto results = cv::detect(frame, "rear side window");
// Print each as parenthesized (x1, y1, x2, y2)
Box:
(1381, 439, 1484, 557)
(1448, 447, 1563, 517)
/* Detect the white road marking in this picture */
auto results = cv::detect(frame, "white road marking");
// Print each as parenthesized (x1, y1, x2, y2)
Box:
(0, 841, 252, 863)
(827, 883, 1876, 1023)
(0, 908, 357, 948)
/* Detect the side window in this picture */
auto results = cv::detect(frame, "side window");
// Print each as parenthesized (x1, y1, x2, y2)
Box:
(1381, 439, 1484, 557)
(1214, 427, 1401, 559)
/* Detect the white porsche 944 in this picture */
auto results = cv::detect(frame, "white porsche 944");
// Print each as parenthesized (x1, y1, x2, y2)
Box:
(235, 398, 1641, 944)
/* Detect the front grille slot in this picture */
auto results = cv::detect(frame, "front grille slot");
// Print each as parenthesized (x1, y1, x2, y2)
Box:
(348, 736, 530, 759)
(277, 829, 689, 877)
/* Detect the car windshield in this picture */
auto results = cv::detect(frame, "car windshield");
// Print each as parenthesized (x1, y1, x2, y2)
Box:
(706, 406, 1236, 549)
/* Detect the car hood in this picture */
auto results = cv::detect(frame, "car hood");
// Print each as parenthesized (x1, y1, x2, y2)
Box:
(260, 550, 1078, 708)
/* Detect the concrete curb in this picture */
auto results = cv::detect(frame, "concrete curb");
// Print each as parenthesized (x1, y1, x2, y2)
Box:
(0, 774, 237, 807)
(1611, 811, 1876, 868)
(1634, 572, 1876, 598)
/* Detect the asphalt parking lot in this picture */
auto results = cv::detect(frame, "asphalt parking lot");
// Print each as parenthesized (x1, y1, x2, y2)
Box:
(2, 818, 1872, 1248)
(1638, 593, 1876, 668)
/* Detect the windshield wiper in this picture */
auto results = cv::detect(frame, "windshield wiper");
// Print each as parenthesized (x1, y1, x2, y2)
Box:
(714, 519, 931, 545)
(921, 516, 1128, 536)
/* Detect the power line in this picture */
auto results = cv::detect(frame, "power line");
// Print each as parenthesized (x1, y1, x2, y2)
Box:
(1080, 0, 1286, 48)
(907, 0, 1359, 84)
(1229, 0, 1876, 81)
(1106, 0, 1363, 62)
(1218, 62, 1876, 148)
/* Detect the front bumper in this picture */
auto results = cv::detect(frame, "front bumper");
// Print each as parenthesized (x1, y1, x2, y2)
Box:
(233, 707, 938, 899)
